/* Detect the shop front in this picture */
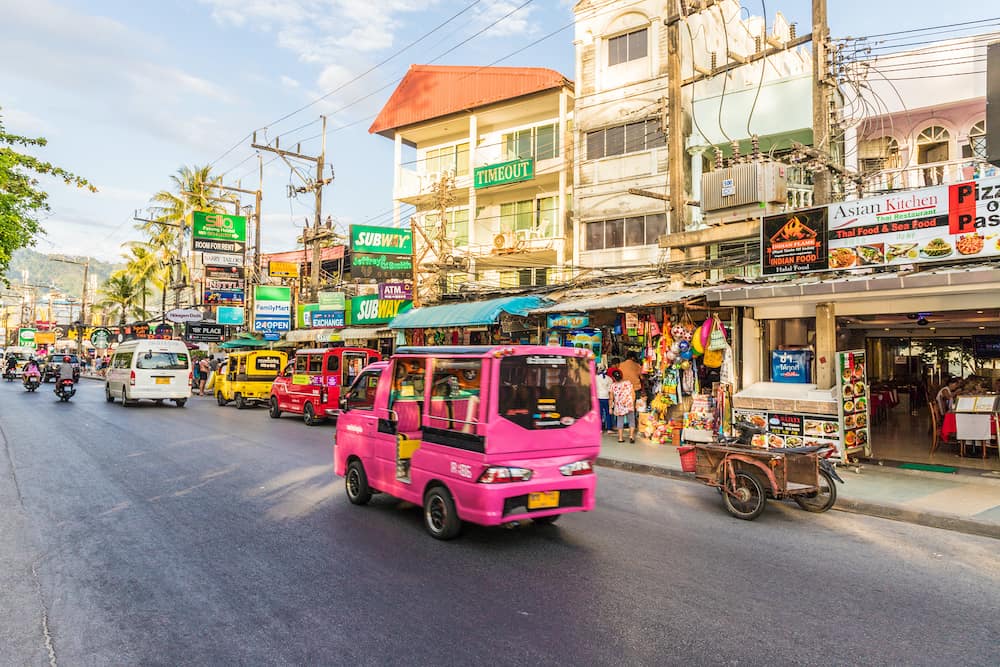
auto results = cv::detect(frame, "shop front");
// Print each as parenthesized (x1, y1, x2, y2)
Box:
(388, 295, 552, 346)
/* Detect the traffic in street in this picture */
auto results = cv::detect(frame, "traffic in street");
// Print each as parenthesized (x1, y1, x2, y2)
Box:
(2, 379, 997, 665)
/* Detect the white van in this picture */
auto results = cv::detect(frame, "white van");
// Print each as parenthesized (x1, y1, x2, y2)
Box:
(105, 339, 192, 407)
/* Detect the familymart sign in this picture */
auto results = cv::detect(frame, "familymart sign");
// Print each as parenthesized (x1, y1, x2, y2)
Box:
(474, 158, 534, 189)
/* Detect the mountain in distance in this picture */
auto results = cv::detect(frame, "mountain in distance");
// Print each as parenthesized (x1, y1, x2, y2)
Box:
(5, 248, 122, 298)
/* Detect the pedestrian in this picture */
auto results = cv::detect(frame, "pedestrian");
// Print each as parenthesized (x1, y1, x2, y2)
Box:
(618, 351, 644, 428)
(610, 369, 636, 443)
(209, 356, 220, 374)
(198, 356, 211, 396)
(595, 364, 613, 433)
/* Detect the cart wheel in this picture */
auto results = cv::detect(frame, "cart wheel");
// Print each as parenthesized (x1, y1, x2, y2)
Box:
(723, 471, 766, 520)
(794, 469, 838, 513)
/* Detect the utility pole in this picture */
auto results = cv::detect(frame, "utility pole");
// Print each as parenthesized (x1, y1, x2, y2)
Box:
(811, 0, 832, 205)
(52, 257, 89, 358)
(252, 116, 333, 301)
(665, 6, 687, 235)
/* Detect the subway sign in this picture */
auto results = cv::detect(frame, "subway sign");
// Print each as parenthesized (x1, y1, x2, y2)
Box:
(350, 224, 412, 255)
(348, 295, 412, 325)
(474, 158, 534, 189)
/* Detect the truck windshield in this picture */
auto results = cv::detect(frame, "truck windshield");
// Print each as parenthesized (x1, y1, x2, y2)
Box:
(498, 355, 592, 430)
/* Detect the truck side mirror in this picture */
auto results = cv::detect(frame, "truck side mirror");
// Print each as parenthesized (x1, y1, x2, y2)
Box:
(340, 396, 350, 412)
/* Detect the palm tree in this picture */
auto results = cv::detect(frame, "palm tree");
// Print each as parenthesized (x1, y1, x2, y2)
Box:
(122, 243, 161, 317)
(95, 272, 148, 326)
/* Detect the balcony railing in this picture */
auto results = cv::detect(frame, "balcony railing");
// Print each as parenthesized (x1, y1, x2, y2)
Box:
(861, 158, 996, 195)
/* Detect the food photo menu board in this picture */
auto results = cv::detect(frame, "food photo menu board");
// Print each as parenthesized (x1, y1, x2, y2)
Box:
(733, 409, 841, 450)
(838, 350, 871, 459)
(762, 176, 1000, 275)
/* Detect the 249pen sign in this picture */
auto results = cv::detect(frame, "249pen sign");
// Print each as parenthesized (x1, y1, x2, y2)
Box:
(762, 207, 829, 275)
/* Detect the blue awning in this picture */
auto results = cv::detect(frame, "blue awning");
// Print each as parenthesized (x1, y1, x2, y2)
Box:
(389, 295, 552, 329)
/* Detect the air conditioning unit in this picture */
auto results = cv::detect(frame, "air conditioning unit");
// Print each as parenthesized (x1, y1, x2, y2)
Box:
(702, 162, 788, 212)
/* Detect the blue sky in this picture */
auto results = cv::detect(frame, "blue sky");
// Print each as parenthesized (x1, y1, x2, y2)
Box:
(0, 0, 995, 262)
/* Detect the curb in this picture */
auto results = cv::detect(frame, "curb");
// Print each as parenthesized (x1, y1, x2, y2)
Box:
(596, 457, 1000, 541)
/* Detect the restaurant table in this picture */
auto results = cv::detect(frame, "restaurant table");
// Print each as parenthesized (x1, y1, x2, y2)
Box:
(940, 412, 998, 457)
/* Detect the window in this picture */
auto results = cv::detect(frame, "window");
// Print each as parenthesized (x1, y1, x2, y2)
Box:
(428, 358, 482, 432)
(859, 136, 900, 173)
(517, 268, 548, 287)
(136, 352, 189, 370)
(308, 354, 323, 374)
(586, 119, 665, 159)
(608, 28, 648, 66)
(498, 355, 593, 430)
(536, 197, 557, 238)
(255, 356, 283, 374)
(113, 352, 133, 369)
(425, 142, 469, 176)
(345, 370, 381, 411)
(502, 123, 560, 161)
(584, 213, 666, 251)
(966, 120, 986, 159)
(326, 355, 339, 373)
(343, 352, 368, 386)
(295, 355, 308, 373)
(426, 208, 469, 247)
(501, 200, 534, 232)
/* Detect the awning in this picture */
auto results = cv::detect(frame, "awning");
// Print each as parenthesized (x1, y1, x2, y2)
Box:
(285, 329, 319, 343)
(389, 295, 553, 329)
(338, 327, 384, 340)
(532, 282, 712, 314)
(220, 337, 269, 349)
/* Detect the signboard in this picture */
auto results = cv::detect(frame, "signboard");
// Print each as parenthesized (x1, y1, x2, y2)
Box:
(771, 349, 812, 383)
(734, 408, 840, 449)
(762, 177, 1000, 274)
(204, 289, 245, 306)
(205, 278, 244, 291)
(721, 178, 735, 197)
(89, 327, 112, 348)
(193, 238, 244, 254)
(167, 308, 201, 322)
(348, 295, 412, 326)
(185, 323, 226, 342)
(318, 291, 346, 310)
(297, 303, 318, 328)
(837, 350, 870, 459)
(254, 286, 291, 333)
(762, 207, 828, 275)
(474, 158, 534, 189)
(202, 252, 244, 267)
(216, 306, 245, 326)
(547, 313, 589, 329)
(154, 323, 173, 339)
(311, 310, 345, 328)
(18, 328, 36, 348)
(34, 331, 56, 345)
(377, 282, 412, 301)
(350, 224, 413, 255)
(268, 260, 299, 278)
(351, 252, 413, 280)
(191, 211, 247, 243)
(205, 265, 245, 280)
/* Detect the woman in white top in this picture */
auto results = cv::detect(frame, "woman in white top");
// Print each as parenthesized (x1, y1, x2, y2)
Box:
(595, 365, 613, 433)
(935, 377, 961, 415)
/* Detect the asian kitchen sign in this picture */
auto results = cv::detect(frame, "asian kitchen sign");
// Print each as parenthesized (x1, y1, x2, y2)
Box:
(474, 158, 534, 189)
(350, 224, 412, 255)
(762, 176, 1000, 275)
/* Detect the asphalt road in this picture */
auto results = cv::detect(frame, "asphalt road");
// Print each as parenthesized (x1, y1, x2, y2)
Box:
(1, 379, 997, 666)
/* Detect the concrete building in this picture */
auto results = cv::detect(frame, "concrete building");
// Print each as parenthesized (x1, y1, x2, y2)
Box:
(370, 65, 574, 304)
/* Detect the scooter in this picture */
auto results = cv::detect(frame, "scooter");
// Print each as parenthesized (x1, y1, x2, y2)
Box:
(4, 367, 16, 382)
(23, 374, 41, 392)
(54, 378, 76, 402)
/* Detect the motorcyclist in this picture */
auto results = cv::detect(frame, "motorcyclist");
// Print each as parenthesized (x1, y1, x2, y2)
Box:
(5, 355, 18, 376)
(23, 358, 41, 378)
(58, 355, 76, 383)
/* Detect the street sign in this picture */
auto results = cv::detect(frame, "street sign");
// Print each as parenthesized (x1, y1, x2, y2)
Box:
(185, 322, 226, 343)
(193, 238, 245, 254)
(205, 265, 245, 280)
(268, 260, 299, 278)
(166, 308, 203, 323)
(202, 252, 244, 267)
(191, 211, 247, 243)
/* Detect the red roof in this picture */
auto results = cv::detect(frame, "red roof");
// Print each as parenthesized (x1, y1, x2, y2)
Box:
(262, 246, 344, 264)
(369, 65, 571, 138)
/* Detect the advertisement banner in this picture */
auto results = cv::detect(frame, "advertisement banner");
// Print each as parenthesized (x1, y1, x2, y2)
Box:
(89, 327, 112, 348)
(205, 278, 245, 291)
(205, 265, 245, 280)
(351, 252, 413, 281)
(350, 224, 412, 255)
(377, 282, 412, 301)
(202, 252, 244, 267)
(191, 211, 247, 243)
(268, 260, 299, 278)
(18, 328, 37, 348)
(216, 306, 245, 326)
(297, 304, 318, 329)
(254, 286, 291, 333)
(318, 291, 346, 310)
(193, 238, 245, 254)
(474, 158, 534, 189)
(547, 313, 589, 329)
(311, 310, 345, 328)
(348, 295, 412, 326)
(185, 322, 226, 342)
(204, 289, 245, 305)
(762, 207, 828, 275)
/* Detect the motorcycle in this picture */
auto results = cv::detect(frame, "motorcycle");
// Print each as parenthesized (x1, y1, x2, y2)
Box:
(54, 378, 76, 402)
(4, 367, 16, 382)
(23, 374, 41, 392)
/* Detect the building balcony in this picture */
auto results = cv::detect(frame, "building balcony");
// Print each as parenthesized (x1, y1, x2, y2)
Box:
(861, 158, 997, 195)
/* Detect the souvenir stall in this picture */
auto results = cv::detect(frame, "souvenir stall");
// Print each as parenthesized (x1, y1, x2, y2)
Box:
(389, 295, 552, 348)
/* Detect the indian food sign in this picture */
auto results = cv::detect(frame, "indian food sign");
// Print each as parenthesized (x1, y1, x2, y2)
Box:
(762, 176, 1000, 275)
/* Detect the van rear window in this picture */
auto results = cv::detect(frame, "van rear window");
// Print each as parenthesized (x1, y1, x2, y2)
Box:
(136, 352, 189, 370)
(498, 355, 593, 429)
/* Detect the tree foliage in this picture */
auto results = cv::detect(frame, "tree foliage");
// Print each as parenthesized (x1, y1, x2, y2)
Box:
(0, 110, 96, 279)
(95, 272, 149, 326)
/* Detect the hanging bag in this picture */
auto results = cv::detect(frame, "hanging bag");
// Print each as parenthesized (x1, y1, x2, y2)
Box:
(708, 313, 729, 351)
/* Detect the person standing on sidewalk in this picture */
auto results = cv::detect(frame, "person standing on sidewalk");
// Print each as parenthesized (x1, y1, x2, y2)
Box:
(610, 369, 636, 443)
(595, 365, 613, 433)
(198, 356, 211, 396)
(618, 351, 644, 427)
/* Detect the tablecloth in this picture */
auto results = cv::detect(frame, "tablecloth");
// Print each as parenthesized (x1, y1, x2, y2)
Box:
(941, 412, 998, 441)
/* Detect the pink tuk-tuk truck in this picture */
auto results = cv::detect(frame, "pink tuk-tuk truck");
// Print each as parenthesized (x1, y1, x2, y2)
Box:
(333, 345, 601, 539)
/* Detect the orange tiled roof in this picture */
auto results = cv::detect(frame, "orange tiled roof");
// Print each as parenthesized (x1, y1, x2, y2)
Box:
(369, 65, 571, 137)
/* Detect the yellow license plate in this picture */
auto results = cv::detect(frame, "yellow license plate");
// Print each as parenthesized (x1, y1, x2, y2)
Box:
(155, 377, 171, 385)
(527, 491, 560, 510)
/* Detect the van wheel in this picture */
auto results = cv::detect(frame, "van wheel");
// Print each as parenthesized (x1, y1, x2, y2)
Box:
(235, 393, 246, 410)
(105, 385, 114, 403)
(268, 396, 281, 419)
(424, 485, 462, 540)
(303, 402, 319, 426)
(345, 460, 372, 505)
(216, 392, 227, 406)
(174, 399, 186, 407)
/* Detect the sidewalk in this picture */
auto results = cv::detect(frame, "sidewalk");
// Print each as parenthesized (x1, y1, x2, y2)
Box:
(597, 433, 1000, 539)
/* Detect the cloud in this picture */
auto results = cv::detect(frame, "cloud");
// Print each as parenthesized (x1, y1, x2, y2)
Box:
(0, 107, 52, 135)
(280, 75, 300, 89)
(470, 1, 540, 39)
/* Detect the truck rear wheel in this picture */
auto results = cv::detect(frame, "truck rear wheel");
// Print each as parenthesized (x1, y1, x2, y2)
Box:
(424, 485, 462, 540)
